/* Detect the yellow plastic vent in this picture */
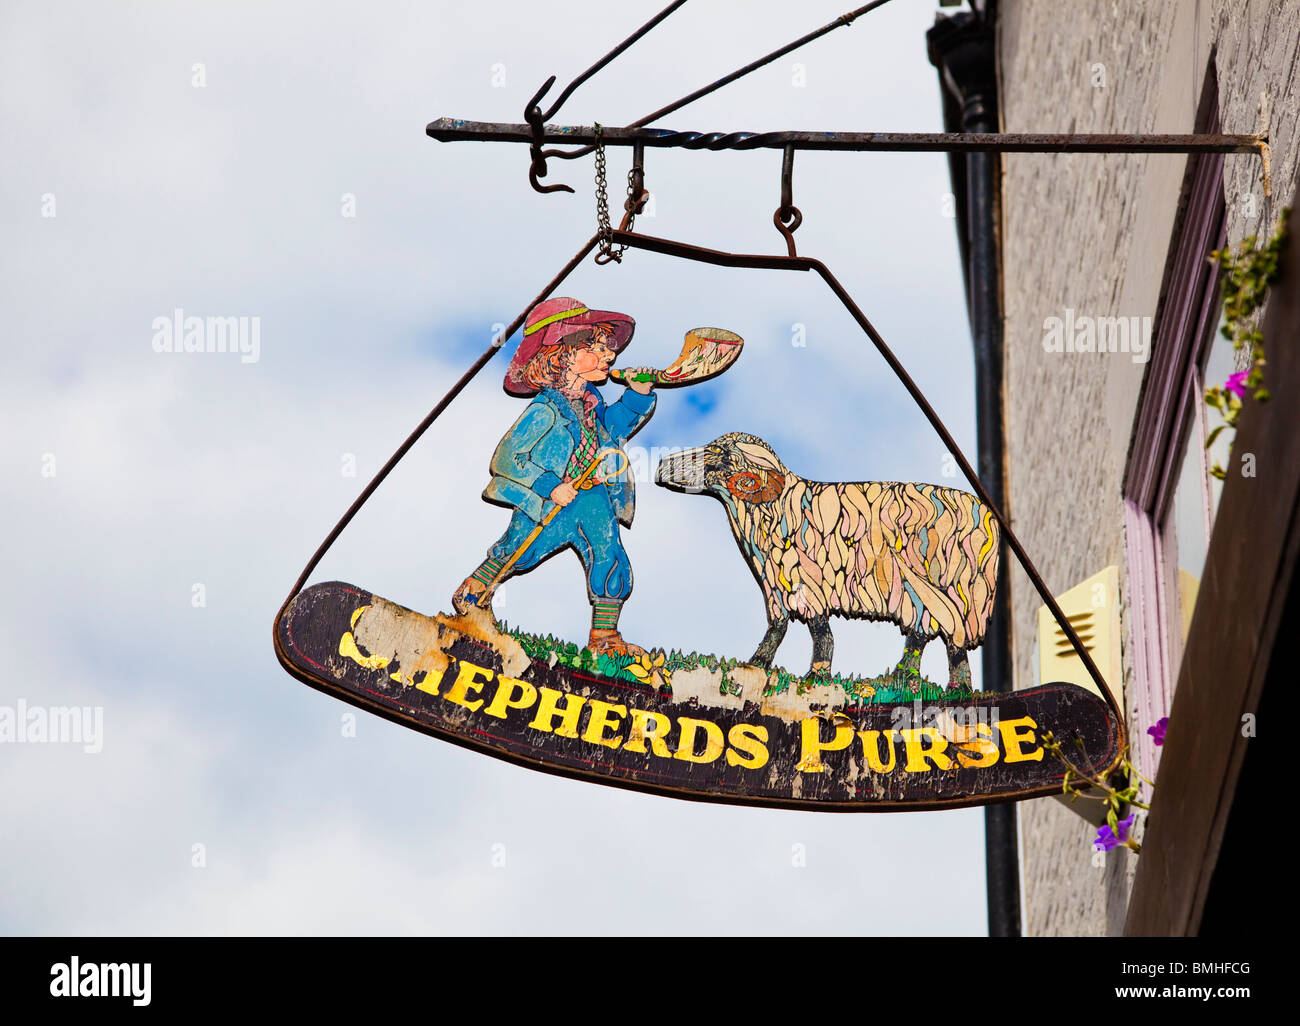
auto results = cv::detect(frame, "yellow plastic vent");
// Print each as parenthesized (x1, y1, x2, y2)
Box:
(1036, 566, 1122, 710)
(1037, 566, 1123, 824)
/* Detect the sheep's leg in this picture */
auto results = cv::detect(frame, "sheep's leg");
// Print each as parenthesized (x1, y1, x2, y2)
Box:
(750, 617, 788, 669)
(947, 645, 972, 691)
(808, 616, 834, 677)
(893, 629, 928, 691)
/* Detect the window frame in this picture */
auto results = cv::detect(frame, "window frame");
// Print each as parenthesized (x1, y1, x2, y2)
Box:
(1156, 279, 1228, 656)
(1122, 71, 1225, 781)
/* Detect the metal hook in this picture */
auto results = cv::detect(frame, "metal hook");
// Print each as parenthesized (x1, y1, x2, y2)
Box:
(620, 141, 648, 230)
(525, 78, 575, 195)
(773, 144, 802, 257)
(522, 3, 688, 194)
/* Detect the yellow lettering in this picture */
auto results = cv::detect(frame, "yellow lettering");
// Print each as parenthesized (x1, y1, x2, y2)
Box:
(529, 687, 586, 738)
(624, 709, 674, 758)
(857, 729, 898, 772)
(415, 668, 444, 696)
(443, 661, 493, 712)
(796, 717, 854, 773)
(339, 629, 390, 670)
(582, 700, 627, 749)
(955, 722, 1000, 768)
(482, 675, 537, 719)
(674, 717, 725, 764)
(997, 715, 1044, 763)
(725, 724, 770, 769)
(900, 728, 953, 772)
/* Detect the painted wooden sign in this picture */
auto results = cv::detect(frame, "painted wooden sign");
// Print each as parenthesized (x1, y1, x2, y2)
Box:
(274, 293, 1122, 810)
(275, 582, 1119, 810)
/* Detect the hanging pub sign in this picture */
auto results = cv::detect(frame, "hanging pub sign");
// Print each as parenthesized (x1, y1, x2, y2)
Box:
(274, 4, 1128, 811)
(275, 272, 1122, 812)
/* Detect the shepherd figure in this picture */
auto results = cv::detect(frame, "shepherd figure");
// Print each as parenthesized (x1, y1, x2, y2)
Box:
(452, 297, 657, 659)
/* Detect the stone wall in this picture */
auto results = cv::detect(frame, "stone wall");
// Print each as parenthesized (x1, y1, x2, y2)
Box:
(996, 0, 1298, 935)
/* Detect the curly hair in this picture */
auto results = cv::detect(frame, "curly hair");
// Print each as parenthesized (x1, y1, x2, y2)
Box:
(522, 322, 616, 392)
(524, 344, 571, 391)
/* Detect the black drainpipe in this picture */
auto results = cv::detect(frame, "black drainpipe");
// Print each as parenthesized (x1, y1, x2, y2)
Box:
(927, 8, 1021, 938)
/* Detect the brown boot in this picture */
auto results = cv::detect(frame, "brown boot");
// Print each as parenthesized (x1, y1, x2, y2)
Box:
(587, 629, 648, 662)
(451, 575, 492, 616)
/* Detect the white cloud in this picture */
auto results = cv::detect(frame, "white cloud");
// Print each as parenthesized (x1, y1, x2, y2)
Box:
(1, 0, 990, 936)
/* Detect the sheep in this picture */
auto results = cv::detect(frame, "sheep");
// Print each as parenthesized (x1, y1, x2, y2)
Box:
(655, 432, 1000, 685)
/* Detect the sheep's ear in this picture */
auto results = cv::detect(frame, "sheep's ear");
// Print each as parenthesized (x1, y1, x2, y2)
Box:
(735, 441, 785, 473)
(726, 471, 785, 503)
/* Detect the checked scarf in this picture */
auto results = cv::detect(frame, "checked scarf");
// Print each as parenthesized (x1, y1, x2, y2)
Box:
(563, 390, 604, 483)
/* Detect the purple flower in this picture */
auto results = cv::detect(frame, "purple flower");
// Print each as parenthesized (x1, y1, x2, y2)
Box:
(1224, 371, 1250, 399)
(1093, 813, 1137, 852)
(1147, 717, 1168, 747)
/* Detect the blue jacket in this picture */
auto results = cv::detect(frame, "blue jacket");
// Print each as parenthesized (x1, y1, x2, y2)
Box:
(484, 385, 656, 525)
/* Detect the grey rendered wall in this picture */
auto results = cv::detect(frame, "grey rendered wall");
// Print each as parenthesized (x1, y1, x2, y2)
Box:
(996, 0, 1298, 936)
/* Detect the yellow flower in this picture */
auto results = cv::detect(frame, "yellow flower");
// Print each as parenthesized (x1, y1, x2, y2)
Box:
(623, 650, 670, 688)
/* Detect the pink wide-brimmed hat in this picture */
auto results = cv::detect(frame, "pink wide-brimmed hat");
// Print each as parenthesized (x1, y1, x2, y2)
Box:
(503, 297, 635, 396)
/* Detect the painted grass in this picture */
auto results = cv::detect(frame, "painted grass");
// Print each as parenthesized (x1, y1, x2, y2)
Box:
(500, 621, 977, 706)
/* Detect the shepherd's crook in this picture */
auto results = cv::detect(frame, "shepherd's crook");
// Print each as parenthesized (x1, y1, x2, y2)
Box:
(484, 447, 630, 594)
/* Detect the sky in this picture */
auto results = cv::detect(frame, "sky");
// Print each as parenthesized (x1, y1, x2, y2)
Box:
(0, 0, 991, 935)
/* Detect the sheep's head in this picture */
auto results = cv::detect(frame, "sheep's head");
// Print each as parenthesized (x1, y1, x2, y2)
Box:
(655, 432, 788, 504)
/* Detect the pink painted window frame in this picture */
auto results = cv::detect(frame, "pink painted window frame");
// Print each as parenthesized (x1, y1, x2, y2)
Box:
(1122, 87, 1225, 781)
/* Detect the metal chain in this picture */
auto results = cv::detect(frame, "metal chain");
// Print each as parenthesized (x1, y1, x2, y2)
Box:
(594, 123, 634, 264)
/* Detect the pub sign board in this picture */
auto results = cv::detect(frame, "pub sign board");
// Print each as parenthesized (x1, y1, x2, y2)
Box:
(276, 583, 1120, 811)
(272, 297, 1121, 811)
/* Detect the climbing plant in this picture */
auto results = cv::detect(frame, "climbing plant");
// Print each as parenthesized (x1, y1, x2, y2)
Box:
(1041, 720, 1166, 855)
(1203, 208, 1291, 479)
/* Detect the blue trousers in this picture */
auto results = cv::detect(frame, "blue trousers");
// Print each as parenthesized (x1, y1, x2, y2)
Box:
(487, 485, 633, 601)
